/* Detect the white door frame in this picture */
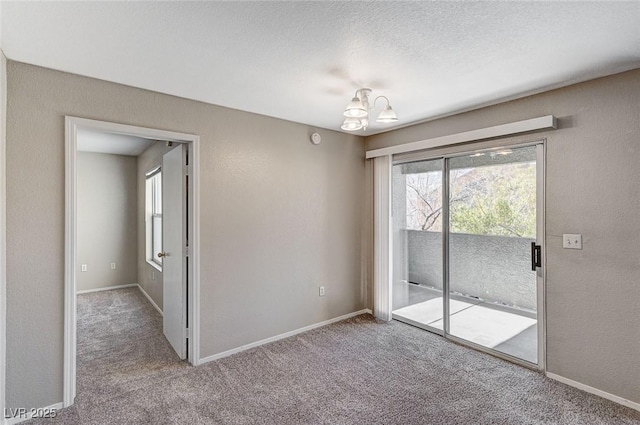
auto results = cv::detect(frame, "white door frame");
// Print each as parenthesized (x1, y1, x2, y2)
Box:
(63, 117, 201, 407)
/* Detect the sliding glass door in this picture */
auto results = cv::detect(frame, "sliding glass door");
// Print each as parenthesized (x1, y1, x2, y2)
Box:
(447, 146, 538, 363)
(392, 144, 542, 366)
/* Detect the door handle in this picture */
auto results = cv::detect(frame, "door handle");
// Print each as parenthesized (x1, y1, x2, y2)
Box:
(157, 252, 168, 258)
(531, 242, 541, 271)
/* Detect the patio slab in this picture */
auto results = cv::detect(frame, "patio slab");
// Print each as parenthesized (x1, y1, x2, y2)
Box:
(393, 282, 538, 364)
(393, 298, 479, 328)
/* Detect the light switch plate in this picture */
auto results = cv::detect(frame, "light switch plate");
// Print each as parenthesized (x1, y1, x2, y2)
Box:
(563, 234, 582, 249)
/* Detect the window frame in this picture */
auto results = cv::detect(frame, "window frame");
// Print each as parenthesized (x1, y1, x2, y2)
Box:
(145, 166, 163, 271)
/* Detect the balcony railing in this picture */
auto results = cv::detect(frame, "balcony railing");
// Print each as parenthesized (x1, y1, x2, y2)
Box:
(395, 230, 536, 311)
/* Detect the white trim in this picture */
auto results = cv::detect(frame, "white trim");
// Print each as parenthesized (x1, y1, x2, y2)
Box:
(64, 117, 201, 406)
(65, 117, 199, 142)
(189, 137, 201, 365)
(546, 372, 640, 412)
(199, 309, 372, 365)
(76, 283, 138, 295)
(373, 156, 393, 321)
(136, 284, 163, 317)
(4, 402, 64, 425)
(63, 117, 77, 407)
(536, 143, 546, 371)
(366, 115, 557, 159)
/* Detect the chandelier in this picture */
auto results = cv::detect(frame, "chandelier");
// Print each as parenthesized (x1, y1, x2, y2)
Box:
(341, 88, 398, 131)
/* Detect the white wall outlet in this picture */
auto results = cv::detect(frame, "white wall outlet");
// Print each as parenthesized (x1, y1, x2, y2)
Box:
(81, 264, 88, 272)
(319, 286, 325, 297)
(110, 262, 117, 270)
(563, 234, 583, 249)
(151, 270, 155, 281)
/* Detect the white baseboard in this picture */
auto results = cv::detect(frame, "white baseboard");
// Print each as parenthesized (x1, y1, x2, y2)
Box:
(76, 283, 138, 294)
(199, 309, 372, 365)
(136, 284, 163, 316)
(546, 372, 640, 412)
(4, 401, 64, 425)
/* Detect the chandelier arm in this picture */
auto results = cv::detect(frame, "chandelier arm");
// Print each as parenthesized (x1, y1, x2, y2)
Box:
(373, 96, 391, 109)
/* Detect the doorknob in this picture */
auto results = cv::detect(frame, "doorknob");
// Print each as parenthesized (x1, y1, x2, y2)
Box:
(157, 252, 168, 258)
(530, 242, 541, 271)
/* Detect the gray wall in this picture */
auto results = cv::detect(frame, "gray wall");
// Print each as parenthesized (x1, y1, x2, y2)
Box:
(405, 230, 536, 310)
(369, 69, 640, 404)
(77, 152, 138, 292)
(5, 61, 366, 409)
(136, 142, 174, 309)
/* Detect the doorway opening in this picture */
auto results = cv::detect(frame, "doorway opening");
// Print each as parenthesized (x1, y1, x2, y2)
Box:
(63, 117, 201, 407)
(391, 142, 544, 368)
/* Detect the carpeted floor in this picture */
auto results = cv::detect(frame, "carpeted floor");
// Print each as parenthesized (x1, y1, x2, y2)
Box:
(27, 287, 640, 424)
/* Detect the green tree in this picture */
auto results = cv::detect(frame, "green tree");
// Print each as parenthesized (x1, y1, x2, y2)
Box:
(450, 163, 535, 238)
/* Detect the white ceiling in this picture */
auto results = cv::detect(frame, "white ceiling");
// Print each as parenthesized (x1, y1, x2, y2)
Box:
(2, 2, 639, 135)
(77, 129, 154, 156)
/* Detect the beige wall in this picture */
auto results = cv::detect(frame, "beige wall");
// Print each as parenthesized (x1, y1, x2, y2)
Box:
(368, 68, 640, 404)
(5, 61, 366, 409)
(77, 152, 137, 292)
(136, 142, 174, 309)
(0, 50, 7, 418)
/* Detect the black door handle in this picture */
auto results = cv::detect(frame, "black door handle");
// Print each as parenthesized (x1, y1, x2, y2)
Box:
(531, 242, 541, 271)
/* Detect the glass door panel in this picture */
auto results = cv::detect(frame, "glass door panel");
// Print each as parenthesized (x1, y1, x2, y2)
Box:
(447, 146, 538, 363)
(392, 159, 444, 331)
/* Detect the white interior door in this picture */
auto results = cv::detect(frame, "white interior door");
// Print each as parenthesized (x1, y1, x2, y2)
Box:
(162, 144, 186, 359)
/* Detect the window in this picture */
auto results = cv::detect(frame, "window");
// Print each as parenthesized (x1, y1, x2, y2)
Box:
(146, 167, 162, 270)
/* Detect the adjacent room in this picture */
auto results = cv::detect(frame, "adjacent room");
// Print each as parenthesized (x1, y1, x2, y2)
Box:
(0, 2, 639, 424)
(74, 130, 194, 407)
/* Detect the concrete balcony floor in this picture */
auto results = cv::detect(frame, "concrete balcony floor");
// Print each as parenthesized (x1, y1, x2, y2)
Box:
(393, 281, 537, 364)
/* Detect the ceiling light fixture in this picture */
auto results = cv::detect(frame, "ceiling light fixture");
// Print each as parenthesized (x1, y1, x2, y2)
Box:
(341, 88, 398, 131)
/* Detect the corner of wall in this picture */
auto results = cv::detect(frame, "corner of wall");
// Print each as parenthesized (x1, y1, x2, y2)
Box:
(1, 47, 8, 424)
(362, 156, 374, 311)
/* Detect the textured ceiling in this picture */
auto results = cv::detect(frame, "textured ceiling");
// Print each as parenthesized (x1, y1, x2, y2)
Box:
(2, 1, 639, 135)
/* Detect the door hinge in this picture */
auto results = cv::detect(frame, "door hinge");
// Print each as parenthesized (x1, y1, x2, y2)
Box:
(185, 327, 190, 338)
(183, 164, 191, 176)
(184, 246, 190, 257)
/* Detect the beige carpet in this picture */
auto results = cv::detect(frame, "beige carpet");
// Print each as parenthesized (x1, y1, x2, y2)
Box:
(26, 288, 640, 424)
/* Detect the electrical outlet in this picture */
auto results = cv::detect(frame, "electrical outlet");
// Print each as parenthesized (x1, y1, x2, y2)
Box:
(110, 262, 117, 270)
(151, 271, 155, 281)
(319, 286, 325, 297)
(563, 234, 582, 250)
(81, 264, 88, 272)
